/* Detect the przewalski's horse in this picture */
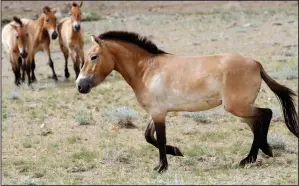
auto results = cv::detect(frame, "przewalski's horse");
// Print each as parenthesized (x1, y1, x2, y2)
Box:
(58, 1, 84, 79)
(2, 16, 31, 85)
(76, 31, 298, 173)
(21, 6, 58, 83)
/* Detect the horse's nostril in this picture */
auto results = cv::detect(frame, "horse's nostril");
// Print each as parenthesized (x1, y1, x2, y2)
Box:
(78, 85, 82, 91)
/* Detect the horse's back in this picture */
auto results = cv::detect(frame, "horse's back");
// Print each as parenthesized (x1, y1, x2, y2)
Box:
(2, 22, 16, 53)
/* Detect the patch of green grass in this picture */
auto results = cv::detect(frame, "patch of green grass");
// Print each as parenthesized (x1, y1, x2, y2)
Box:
(199, 131, 230, 142)
(82, 11, 101, 22)
(67, 135, 81, 144)
(71, 150, 97, 163)
(22, 141, 32, 149)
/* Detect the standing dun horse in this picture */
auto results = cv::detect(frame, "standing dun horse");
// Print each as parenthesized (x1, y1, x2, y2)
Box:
(2, 16, 31, 85)
(58, 1, 84, 79)
(76, 31, 298, 173)
(21, 6, 59, 83)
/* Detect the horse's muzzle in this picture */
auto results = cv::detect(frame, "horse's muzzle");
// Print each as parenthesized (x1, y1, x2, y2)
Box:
(51, 31, 58, 40)
(74, 24, 81, 32)
(76, 75, 93, 94)
(20, 50, 27, 59)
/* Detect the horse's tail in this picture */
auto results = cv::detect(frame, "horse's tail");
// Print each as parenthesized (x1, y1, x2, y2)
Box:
(256, 61, 298, 138)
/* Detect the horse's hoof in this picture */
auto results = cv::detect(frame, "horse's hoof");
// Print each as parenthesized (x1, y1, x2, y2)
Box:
(239, 156, 256, 167)
(65, 71, 70, 79)
(154, 163, 168, 173)
(260, 143, 273, 157)
(53, 76, 58, 82)
(173, 147, 184, 157)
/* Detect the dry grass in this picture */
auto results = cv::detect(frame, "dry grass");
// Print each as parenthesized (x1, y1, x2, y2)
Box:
(1, 1, 298, 185)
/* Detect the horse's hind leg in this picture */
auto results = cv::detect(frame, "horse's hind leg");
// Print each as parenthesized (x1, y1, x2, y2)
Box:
(145, 120, 184, 156)
(225, 105, 273, 166)
(242, 108, 273, 158)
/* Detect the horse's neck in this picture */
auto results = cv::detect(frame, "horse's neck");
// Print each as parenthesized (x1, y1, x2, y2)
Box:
(107, 41, 151, 89)
(31, 16, 45, 49)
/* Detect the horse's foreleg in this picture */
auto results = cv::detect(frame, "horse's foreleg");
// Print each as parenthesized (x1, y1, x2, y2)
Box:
(45, 47, 58, 81)
(11, 56, 21, 86)
(151, 115, 168, 173)
(60, 44, 69, 78)
(145, 120, 183, 156)
(19, 57, 25, 83)
(25, 62, 32, 86)
(70, 51, 80, 79)
(31, 58, 37, 82)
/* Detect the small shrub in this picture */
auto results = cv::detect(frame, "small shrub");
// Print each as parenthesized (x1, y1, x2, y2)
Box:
(82, 12, 101, 22)
(8, 91, 21, 100)
(67, 135, 81, 144)
(18, 176, 36, 185)
(268, 134, 287, 150)
(74, 110, 93, 125)
(22, 141, 32, 148)
(183, 112, 211, 123)
(103, 147, 131, 164)
(107, 106, 138, 128)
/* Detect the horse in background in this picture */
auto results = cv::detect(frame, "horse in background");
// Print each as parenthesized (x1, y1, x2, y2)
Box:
(2, 16, 31, 85)
(58, 1, 84, 79)
(21, 6, 59, 83)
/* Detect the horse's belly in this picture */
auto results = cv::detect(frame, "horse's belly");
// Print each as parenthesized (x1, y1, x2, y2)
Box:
(165, 91, 222, 112)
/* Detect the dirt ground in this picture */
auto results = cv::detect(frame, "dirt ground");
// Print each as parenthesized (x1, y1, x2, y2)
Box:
(1, 1, 298, 185)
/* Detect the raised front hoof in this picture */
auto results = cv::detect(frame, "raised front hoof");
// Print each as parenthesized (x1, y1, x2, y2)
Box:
(239, 156, 257, 167)
(153, 163, 168, 173)
(260, 144, 273, 157)
(65, 71, 70, 79)
(172, 147, 184, 157)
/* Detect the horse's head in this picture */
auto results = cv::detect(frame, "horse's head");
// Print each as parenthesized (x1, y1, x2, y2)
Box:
(70, 1, 83, 32)
(11, 16, 29, 59)
(76, 35, 115, 94)
(42, 6, 58, 40)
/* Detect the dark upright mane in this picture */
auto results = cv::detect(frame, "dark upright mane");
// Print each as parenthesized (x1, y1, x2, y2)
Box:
(98, 31, 169, 55)
(43, 6, 51, 13)
(13, 16, 23, 27)
(72, 2, 78, 7)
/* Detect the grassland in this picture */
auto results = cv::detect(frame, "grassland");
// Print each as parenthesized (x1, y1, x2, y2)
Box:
(1, 1, 298, 185)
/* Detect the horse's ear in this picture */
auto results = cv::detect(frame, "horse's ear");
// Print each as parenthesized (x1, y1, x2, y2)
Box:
(51, 8, 57, 14)
(91, 35, 102, 45)
(79, 1, 83, 7)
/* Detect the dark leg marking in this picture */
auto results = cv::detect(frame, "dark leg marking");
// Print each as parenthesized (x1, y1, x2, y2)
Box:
(31, 59, 37, 82)
(240, 108, 273, 167)
(48, 58, 58, 81)
(153, 121, 168, 173)
(145, 120, 183, 156)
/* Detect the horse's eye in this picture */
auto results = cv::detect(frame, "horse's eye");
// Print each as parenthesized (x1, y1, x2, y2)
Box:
(26, 33, 29, 37)
(46, 18, 49, 23)
(16, 35, 19, 39)
(90, 55, 99, 63)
